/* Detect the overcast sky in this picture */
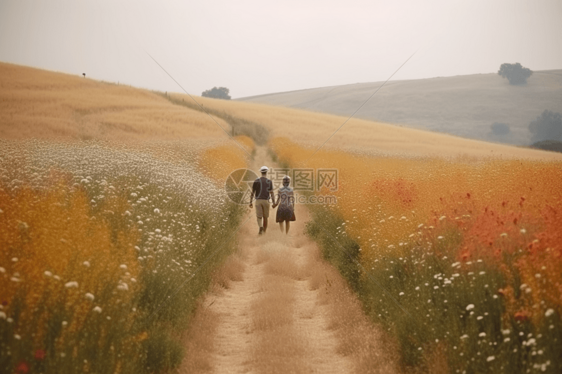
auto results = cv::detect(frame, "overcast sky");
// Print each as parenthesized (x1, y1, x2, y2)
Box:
(1, 0, 561, 98)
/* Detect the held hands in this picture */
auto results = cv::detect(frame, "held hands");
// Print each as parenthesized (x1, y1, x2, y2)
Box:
(249, 203, 253, 208)
(272, 203, 278, 209)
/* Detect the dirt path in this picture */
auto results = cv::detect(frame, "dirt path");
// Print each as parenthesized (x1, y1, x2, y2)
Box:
(179, 147, 396, 374)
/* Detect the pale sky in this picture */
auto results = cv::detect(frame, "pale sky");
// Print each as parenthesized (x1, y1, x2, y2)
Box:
(1, 0, 561, 98)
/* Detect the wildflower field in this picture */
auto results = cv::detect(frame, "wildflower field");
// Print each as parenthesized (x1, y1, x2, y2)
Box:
(0, 139, 250, 373)
(271, 137, 562, 374)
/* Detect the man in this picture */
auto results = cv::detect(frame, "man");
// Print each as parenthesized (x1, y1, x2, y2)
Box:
(249, 165, 274, 235)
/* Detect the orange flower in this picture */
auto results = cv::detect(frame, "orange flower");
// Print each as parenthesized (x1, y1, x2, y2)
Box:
(514, 310, 531, 322)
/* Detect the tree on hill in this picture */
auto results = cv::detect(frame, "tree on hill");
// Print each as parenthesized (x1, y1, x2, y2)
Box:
(201, 87, 231, 100)
(498, 63, 532, 85)
(529, 110, 562, 143)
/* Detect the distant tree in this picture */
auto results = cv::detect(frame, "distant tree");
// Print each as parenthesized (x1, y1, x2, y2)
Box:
(529, 110, 562, 143)
(201, 87, 231, 100)
(531, 140, 562, 153)
(498, 63, 532, 85)
(490, 122, 510, 136)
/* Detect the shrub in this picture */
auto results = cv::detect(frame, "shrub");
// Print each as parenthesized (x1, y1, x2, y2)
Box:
(531, 140, 562, 153)
(529, 110, 562, 143)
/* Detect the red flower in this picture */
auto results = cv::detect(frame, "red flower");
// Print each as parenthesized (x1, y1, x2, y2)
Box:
(514, 310, 531, 322)
(35, 349, 46, 360)
(16, 362, 29, 374)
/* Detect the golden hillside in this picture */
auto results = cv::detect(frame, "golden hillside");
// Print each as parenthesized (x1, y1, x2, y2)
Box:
(176, 94, 562, 161)
(2, 62, 561, 161)
(0, 62, 229, 142)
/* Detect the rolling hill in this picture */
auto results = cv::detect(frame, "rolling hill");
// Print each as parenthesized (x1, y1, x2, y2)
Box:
(238, 70, 562, 146)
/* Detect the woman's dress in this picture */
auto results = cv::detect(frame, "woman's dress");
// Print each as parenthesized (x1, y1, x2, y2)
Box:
(276, 186, 296, 222)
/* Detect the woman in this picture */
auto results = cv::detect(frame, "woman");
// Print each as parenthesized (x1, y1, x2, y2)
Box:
(272, 175, 296, 234)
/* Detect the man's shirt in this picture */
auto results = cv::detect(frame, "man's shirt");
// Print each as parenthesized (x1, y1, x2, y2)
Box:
(252, 177, 273, 200)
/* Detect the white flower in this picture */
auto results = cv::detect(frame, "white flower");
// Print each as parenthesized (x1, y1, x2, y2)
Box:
(117, 283, 129, 291)
(14, 334, 21, 340)
(0, 267, 5, 273)
(65, 281, 79, 289)
(500, 233, 508, 238)
(466, 304, 475, 311)
(439, 216, 446, 221)
(44, 270, 52, 277)
(437, 236, 444, 240)
(0, 311, 6, 319)
(460, 334, 469, 340)
(399, 292, 404, 296)
(154, 208, 160, 214)
(85, 293, 95, 301)
(520, 228, 526, 234)
(119, 264, 127, 270)
(83, 261, 90, 267)
(479, 332, 486, 337)
(487, 356, 495, 362)
(477, 316, 483, 320)
(502, 329, 511, 335)
(93, 306, 102, 313)
(545, 309, 555, 317)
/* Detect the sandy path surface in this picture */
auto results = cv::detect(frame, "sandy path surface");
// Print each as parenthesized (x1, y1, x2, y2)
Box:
(179, 147, 396, 374)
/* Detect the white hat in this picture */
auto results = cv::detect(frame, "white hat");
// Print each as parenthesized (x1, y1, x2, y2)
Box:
(260, 166, 269, 172)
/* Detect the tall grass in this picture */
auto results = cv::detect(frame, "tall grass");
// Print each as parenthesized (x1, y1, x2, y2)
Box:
(272, 137, 562, 373)
(0, 139, 248, 373)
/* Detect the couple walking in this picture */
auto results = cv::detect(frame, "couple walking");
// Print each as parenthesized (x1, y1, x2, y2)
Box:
(249, 165, 296, 235)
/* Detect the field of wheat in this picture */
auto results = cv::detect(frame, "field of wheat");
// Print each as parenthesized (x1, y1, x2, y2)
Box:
(271, 137, 562, 373)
